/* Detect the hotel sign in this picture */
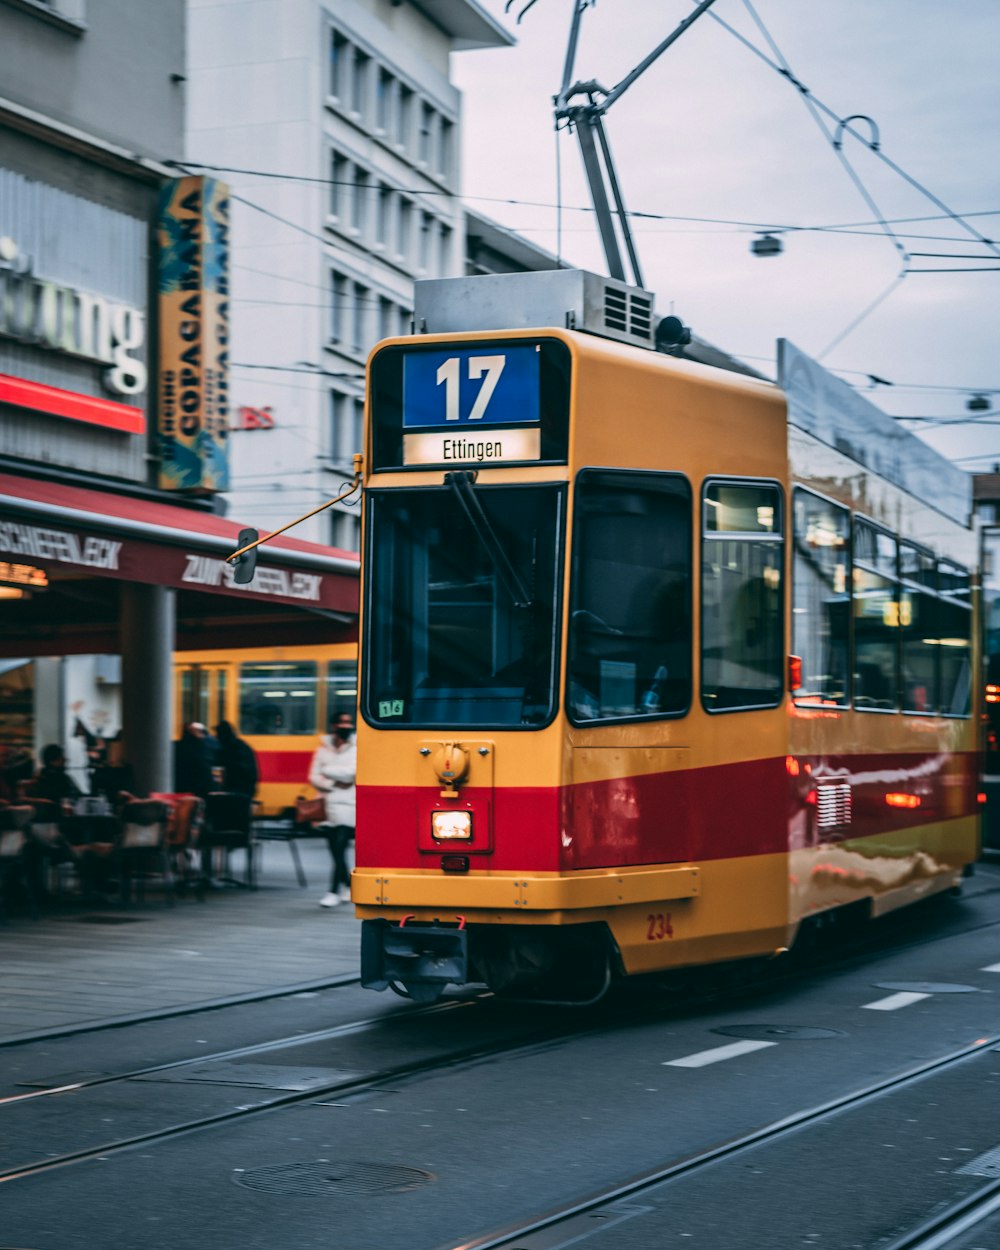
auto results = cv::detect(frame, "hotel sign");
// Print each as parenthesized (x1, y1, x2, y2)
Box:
(157, 176, 230, 493)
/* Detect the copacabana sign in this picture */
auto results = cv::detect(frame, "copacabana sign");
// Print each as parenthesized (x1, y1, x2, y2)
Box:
(157, 176, 230, 493)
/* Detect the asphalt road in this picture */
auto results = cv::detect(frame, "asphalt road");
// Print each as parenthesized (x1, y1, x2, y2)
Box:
(3, 867, 1000, 1250)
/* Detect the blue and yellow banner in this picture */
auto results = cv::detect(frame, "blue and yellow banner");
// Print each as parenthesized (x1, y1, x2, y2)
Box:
(157, 176, 230, 492)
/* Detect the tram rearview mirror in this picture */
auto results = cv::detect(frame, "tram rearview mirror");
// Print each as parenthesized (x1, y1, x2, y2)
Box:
(231, 528, 259, 585)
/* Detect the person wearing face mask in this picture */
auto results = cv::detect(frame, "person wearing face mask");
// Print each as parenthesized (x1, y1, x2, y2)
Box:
(307, 713, 356, 908)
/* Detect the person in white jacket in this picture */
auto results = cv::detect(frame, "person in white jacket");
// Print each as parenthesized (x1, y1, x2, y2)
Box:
(307, 712, 356, 908)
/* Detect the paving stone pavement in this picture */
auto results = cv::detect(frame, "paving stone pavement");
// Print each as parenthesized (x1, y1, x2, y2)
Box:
(0, 839, 362, 1040)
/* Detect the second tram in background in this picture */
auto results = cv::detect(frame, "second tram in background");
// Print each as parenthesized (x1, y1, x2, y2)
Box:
(173, 643, 357, 816)
(351, 269, 979, 1002)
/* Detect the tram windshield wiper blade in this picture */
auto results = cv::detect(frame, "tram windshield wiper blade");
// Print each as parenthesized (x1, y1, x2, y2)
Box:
(444, 471, 533, 609)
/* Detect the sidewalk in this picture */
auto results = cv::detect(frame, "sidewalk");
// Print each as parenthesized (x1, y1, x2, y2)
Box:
(0, 839, 362, 1041)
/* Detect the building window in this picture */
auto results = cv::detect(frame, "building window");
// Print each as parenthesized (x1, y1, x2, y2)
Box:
(397, 199, 413, 260)
(397, 86, 413, 149)
(330, 152, 348, 220)
(330, 272, 346, 343)
(398, 306, 411, 336)
(439, 118, 454, 181)
(419, 103, 434, 165)
(568, 469, 692, 723)
(376, 68, 393, 133)
(701, 479, 784, 712)
(350, 167, 369, 236)
(330, 30, 348, 100)
(351, 283, 369, 353)
(419, 213, 433, 271)
(333, 511, 360, 553)
(375, 184, 392, 248)
(438, 222, 452, 275)
(351, 48, 370, 117)
(378, 296, 394, 342)
(792, 487, 850, 707)
(331, 391, 363, 466)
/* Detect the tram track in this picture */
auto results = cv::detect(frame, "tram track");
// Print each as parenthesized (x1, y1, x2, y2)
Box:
(443, 1032, 1000, 1250)
(0, 994, 595, 1186)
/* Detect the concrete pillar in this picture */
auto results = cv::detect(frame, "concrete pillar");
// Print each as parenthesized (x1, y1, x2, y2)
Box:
(120, 584, 174, 795)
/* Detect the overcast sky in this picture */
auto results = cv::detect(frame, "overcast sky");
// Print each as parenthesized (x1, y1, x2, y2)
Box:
(451, 0, 1000, 471)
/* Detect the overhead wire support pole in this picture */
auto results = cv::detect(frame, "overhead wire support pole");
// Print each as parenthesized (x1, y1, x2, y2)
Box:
(554, 0, 718, 289)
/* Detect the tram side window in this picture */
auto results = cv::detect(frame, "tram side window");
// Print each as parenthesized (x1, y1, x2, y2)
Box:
(701, 481, 784, 712)
(239, 663, 318, 735)
(937, 561, 972, 717)
(900, 543, 938, 714)
(853, 521, 898, 711)
(792, 489, 850, 706)
(326, 660, 358, 720)
(567, 470, 691, 723)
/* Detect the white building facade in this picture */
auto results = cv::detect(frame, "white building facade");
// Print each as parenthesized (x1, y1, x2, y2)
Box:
(187, 0, 513, 549)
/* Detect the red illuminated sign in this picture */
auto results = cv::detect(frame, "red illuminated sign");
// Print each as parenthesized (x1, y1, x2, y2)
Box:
(0, 373, 145, 434)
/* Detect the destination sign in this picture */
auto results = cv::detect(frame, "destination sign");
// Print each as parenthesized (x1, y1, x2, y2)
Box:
(403, 345, 540, 429)
(403, 428, 541, 467)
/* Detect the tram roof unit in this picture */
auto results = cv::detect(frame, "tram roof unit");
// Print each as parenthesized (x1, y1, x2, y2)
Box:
(413, 269, 972, 528)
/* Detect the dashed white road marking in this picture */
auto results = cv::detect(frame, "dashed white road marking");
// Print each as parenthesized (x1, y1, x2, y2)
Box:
(862, 991, 931, 1011)
(981, 962, 1000, 973)
(664, 1039, 778, 1068)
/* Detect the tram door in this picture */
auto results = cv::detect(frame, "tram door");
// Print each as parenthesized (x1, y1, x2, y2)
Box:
(982, 528, 1000, 851)
(174, 664, 230, 738)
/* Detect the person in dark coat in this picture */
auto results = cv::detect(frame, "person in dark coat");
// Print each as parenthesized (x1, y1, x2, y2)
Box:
(32, 743, 83, 804)
(215, 721, 258, 797)
(173, 722, 215, 798)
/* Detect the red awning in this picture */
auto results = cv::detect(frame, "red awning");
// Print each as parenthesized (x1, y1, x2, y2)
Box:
(0, 471, 359, 614)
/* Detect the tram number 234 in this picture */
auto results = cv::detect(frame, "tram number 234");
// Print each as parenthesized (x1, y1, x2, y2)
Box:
(646, 912, 674, 941)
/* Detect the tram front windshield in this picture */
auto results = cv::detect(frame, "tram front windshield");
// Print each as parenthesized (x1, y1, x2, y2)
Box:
(364, 483, 563, 728)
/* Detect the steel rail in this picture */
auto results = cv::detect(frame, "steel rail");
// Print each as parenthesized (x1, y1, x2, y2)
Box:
(880, 1177, 1000, 1250)
(441, 1033, 1000, 1250)
(0, 972, 363, 1049)
(0, 1005, 583, 1187)
(0, 994, 474, 1107)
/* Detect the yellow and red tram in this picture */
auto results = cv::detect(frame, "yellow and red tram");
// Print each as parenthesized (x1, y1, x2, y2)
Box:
(351, 273, 979, 1001)
(173, 643, 357, 816)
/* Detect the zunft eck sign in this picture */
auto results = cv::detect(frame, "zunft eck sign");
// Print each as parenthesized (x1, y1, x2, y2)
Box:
(0, 516, 350, 611)
(158, 176, 230, 494)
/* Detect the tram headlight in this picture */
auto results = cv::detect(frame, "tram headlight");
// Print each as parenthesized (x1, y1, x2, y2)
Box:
(432, 810, 473, 841)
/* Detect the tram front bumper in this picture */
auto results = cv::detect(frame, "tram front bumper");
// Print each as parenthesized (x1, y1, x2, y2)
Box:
(361, 919, 469, 995)
(351, 865, 700, 914)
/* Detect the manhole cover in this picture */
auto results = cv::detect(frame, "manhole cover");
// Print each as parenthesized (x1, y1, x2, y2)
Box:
(874, 982, 977, 994)
(235, 1161, 434, 1197)
(713, 1025, 846, 1041)
(69, 914, 146, 925)
(134, 1062, 362, 1091)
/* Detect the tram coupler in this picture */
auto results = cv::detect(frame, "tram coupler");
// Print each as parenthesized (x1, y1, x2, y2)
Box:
(361, 918, 469, 996)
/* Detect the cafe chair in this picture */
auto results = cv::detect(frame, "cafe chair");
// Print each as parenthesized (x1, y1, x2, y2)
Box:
(149, 792, 206, 899)
(0, 805, 39, 919)
(118, 798, 173, 905)
(202, 792, 256, 888)
(28, 799, 79, 901)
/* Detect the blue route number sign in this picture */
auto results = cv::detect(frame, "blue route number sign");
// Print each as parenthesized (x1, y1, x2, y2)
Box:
(402, 345, 540, 429)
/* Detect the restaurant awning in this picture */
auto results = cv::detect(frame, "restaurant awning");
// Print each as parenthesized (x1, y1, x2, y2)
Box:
(0, 471, 360, 655)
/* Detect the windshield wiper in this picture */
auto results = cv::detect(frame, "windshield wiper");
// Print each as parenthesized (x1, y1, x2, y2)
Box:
(444, 471, 533, 609)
